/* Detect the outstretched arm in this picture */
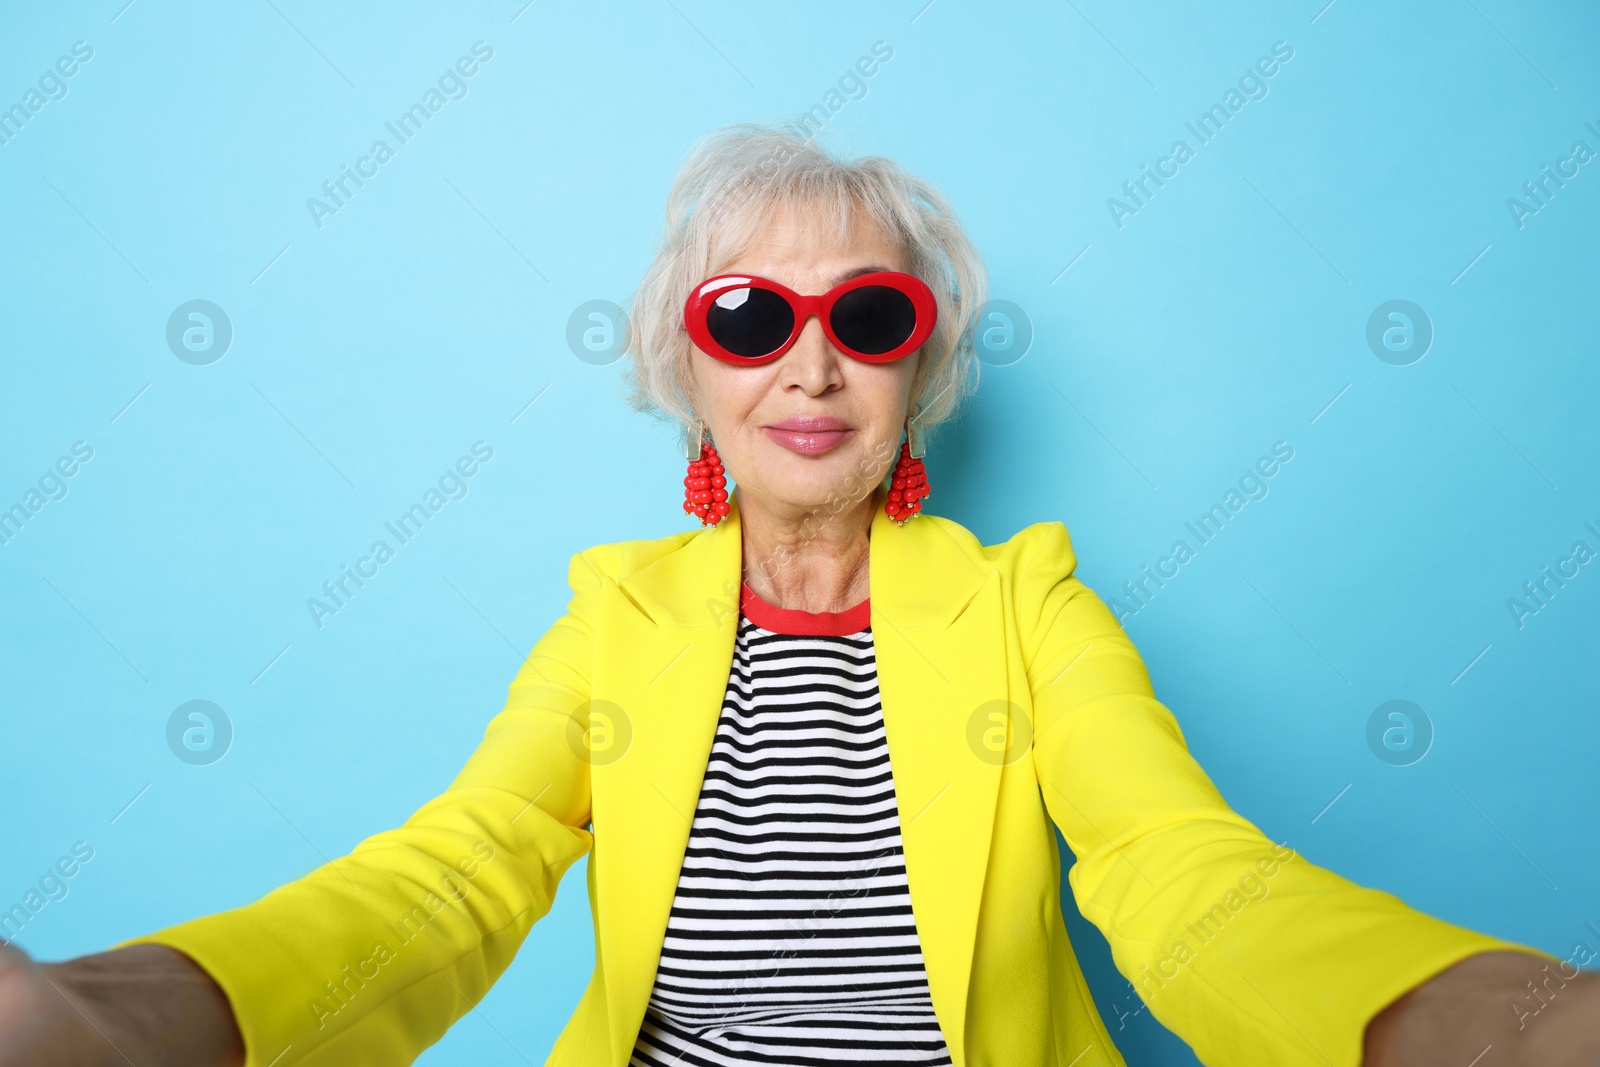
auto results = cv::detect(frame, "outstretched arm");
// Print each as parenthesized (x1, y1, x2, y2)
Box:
(0, 941, 244, 1067)
(1362, 949, 1600, 1066)
(1013, 521, 1574, 1067)
(0, 548, 605, 1067)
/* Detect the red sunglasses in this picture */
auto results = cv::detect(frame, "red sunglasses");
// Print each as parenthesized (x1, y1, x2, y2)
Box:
(684, 270, 937, 365)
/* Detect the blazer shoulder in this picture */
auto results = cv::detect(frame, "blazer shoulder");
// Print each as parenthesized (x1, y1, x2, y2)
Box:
(933, 513, 1081, 581)
(573, 527, 701, 582)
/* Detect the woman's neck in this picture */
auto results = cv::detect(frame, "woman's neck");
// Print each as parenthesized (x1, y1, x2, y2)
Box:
(737, 486, 875, 614)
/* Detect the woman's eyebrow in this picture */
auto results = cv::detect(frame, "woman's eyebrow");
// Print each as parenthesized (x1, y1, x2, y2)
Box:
(831, 264, 893, 285)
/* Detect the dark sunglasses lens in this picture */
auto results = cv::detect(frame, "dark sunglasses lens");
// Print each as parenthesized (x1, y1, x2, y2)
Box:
(705, 286, 795, 359)
(830, 285, 917, 355)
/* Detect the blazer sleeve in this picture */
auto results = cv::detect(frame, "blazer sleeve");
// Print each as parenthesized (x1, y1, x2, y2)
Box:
(1014, 520, 1558, 1067)
(112, 548, 603, 1067)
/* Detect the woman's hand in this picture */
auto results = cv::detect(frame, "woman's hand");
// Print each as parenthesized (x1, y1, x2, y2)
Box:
(0, 940, 90, 1066)
(1364, 950, 1600, 1066)
(0, 941, 245, 1067)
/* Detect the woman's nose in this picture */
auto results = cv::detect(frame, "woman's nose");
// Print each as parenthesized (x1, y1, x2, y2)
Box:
(782, 314, 844, 391)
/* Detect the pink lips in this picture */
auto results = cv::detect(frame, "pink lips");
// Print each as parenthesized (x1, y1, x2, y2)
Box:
(762, 415, 855, 456)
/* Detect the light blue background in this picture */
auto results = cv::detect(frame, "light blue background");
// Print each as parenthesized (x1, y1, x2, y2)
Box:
(2, 1, 1597, 1063)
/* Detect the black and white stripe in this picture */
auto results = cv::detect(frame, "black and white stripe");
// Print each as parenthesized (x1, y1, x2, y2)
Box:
(630, 610, 953, 1066)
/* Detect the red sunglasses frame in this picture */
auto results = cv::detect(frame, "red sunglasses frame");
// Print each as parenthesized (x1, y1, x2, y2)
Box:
(683, 270, 938, 366)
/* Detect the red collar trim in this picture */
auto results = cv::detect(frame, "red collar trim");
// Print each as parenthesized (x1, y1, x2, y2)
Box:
(740, 581, 870, 636)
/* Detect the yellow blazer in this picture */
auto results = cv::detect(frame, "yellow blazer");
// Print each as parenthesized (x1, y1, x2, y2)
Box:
(119, 483, 1549, 1067)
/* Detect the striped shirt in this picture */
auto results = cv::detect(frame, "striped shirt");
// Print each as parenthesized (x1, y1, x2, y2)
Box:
(629, 580, 953, 1066)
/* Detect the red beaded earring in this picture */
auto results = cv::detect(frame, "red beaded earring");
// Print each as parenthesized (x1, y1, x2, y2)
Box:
(885, 410, 929, 525)
(683, 417, 730, 526)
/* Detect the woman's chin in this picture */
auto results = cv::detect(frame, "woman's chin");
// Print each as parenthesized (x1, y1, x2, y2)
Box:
(740, 475, 879, 516)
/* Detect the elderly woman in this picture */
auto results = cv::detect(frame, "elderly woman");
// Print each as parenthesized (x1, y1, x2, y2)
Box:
(3, 123, 1597, 1067)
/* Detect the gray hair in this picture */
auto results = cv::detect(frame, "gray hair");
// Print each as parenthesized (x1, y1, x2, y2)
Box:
(619, 121, 987, 455)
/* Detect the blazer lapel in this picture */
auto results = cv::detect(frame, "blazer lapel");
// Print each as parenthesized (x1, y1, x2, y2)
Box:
(868, 489, 1007, 1066)
(590, 483, 1007, 1067)
(590, 497, 743, 1066)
